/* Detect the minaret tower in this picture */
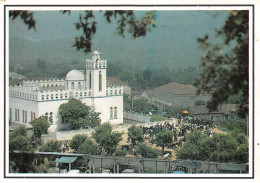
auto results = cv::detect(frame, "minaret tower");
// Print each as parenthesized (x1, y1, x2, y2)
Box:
(85, 51, 107, 97)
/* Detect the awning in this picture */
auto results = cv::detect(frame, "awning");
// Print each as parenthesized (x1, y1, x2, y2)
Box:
(56, 156, 77, 164)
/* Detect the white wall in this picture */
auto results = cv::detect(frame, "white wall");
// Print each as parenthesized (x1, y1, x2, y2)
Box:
(9, 97, 38, 124)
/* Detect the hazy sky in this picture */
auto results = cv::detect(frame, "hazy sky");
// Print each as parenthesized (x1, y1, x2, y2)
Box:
(9, 10, 229, 70)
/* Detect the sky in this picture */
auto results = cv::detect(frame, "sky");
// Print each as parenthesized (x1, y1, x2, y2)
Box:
(9, 10, 229, 71)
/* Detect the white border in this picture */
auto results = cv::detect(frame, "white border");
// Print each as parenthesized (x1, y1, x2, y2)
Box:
(1, 2, 258, 182)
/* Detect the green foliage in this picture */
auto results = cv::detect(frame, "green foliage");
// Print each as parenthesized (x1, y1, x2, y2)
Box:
(113, 148, 127, 157)
(40, 140, 61, 152)
(9, 126, 27, 139)
(77, 139, 99, 155)
(195, 10, 248, 118)
(70, 134, 88, 151)
(133, 98, 150, 113)
(127, 125, 144, 146)
(177, 130, 248, 163)
(30, 116, 50, 138)
(155, 130, 174, 153)
(215, 120, 248, 135)
(9, 11, 35, 30)
(150, 115, 166, 122)
(136, 143, 159, 158)
(92, 122, 122, 155)
(9, 135, 32, 151)
(58, 98, 90, 128)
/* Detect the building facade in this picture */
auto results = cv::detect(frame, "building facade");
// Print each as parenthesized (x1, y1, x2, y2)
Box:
(151, 82, 211, 112)
(9, 51, 123, 131)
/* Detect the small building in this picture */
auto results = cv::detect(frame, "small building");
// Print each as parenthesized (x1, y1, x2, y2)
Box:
(151, 82, 211, 112)
(189, 104, 238, 121)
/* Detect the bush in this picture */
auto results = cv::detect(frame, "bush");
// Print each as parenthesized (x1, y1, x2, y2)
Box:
(113, 148, 127, 156)
(77, 139, 99, 155)
(40, 140, 61, 152)
(150, 115, 165, 122)
(9, 135, 32, 151)
(70, 134, 88, 151)
(136, 143, 159, 158)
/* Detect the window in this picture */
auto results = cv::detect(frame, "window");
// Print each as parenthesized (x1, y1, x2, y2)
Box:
(15, 109, 19, 121)
(46, 95, 49, 100)
(60, 93, 63, 99)
(119, 89, 122, 94)
(99, 71, 102, 91)
(110, 107, 113, 119)
(78, 82, 81, 89)
(49, 112, 53, 124)
(114, 107, 117, 119)
(115, 90, 117, 95)
(89, 71, 92, 89)
(9, 108, 12, 121)
(84, 92, 87, 96)
(71, 82, 74, 89)
(56, 94, 58, 99)
(22, 110, 27, 123)
(51, 94, 54, 100)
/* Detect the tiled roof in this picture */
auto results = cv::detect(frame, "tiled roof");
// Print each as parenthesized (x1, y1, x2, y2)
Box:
(143, 90, 153, 97)
(107, 77, 126, 86)
(189, 104, 238, 115)
(154, 82, 197, 95)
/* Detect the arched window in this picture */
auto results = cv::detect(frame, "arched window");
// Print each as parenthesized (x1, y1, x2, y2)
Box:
(65, 93, 68, 98)
(56, 94, 58, 99)
(60, 93, 63, 99)
(71, 82, 74, 89)
(114, 107, 117, 119)
(78, 82, 81, 89)
(99, 71, 102, 91)
(110, 107, 113, 119)
(119, 89, 122, 94)
(84, 92, 87, 96)
(80, 92, 83, 97)
(51, 94, 54, 100)
(46, 95, 49, 100)
(115, 90, 117, 95)
(42, 95, 44, 100)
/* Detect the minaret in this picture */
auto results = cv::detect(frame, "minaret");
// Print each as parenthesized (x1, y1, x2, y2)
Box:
(85, 51, 107, 97)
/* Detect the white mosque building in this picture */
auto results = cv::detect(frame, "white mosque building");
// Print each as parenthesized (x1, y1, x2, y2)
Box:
(9, 51, 123, 131)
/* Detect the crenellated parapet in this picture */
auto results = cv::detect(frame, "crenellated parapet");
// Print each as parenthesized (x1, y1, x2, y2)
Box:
(9, 85, 40, 101)
(23, 79, 65, 87)
(106, 85, 123, 96)
(39, 89, 94, 101)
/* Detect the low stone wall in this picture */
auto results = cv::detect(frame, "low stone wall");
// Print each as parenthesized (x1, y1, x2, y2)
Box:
(55, 129, 94, 141)
(123, 111, 150, 123)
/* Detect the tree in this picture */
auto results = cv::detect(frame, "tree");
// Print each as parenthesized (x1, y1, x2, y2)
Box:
(127, 125, 144, 146)
(195, 11, 249, 118)
(77, 139, 99, 155)
(155, 130, 174, 154)
(92, 122, 122, 155)
(70, 134, 88, 151)
(30, 116, 50, 138)
(40, 140, 61, 152)
(9, 126, 27, 139)
(136, 143, 159, 158)
(10, 10, 156, 54)
(9, 135, 32, 151)
(58, 98, 90, 129)
(133, 98, 150, 113)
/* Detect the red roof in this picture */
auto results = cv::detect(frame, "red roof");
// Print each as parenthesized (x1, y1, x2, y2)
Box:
(154, 82, 197, 95)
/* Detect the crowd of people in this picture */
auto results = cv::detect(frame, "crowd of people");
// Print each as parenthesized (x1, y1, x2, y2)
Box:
(135, 115, 216, 149)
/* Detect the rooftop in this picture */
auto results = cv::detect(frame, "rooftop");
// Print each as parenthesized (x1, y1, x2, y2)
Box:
(154, 82, 197, 95)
